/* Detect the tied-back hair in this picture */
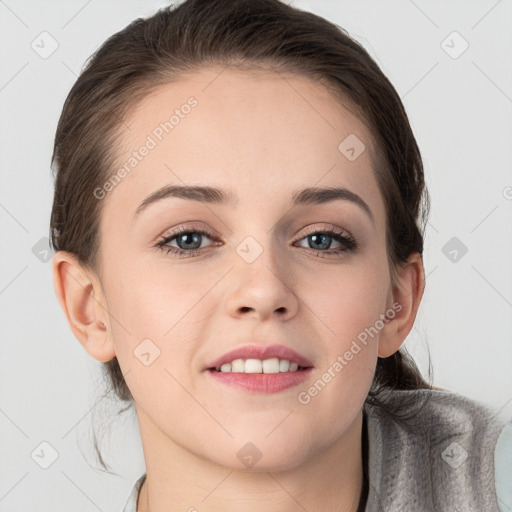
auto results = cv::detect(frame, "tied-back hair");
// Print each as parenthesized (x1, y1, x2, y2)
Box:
(50, 0, 432, 471)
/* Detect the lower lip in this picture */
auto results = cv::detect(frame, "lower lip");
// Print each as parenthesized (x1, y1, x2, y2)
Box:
(205, 368, 314, 393)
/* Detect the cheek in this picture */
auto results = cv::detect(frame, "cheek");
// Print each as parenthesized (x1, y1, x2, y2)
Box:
(300, 257, 388, 406)
(101, 261, 210, 380)
(308, 259, 390, 343)
(297, 271, 383, 424)
(105, 259, 211, 335)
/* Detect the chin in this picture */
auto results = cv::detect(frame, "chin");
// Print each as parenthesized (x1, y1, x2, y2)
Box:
(205, 437, 314, 473)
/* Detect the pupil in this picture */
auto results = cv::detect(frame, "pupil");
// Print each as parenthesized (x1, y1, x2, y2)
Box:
(178, 233, 201, 250)
(310, 233, 330, 250)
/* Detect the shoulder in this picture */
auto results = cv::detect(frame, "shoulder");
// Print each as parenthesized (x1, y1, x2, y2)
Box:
(364, 387, 511, 511)
(121, 473, 146, 512)
(365, 387, 507, 442)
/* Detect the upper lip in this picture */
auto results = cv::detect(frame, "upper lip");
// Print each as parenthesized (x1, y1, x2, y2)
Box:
(204, 344, 314, 371)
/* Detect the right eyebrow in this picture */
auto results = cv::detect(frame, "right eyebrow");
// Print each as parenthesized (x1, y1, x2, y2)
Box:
(134, 184, 238, 219)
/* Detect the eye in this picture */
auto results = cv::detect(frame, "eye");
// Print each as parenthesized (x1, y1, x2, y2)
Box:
(156, 224, 219, 258)
(155, 224, 357, 259)
(294, 227, 357, 257)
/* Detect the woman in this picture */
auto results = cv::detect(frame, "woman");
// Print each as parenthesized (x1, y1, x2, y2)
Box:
(49, 0, 511, 510)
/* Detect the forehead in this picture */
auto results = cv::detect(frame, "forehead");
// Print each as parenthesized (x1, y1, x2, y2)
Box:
(105, 66, 385, 225)
(123, 66, 376, 157)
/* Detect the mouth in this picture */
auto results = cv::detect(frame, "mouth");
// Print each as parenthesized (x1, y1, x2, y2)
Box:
(203, 344, 314, 393)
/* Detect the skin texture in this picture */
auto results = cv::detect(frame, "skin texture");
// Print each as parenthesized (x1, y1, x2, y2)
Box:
(52, 67, 424, 512)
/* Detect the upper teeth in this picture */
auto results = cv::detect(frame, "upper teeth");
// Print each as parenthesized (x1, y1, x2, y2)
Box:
(217, 358, 302, 373)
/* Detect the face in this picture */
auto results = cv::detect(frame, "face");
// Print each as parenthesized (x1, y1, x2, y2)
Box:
(96, 67, 393, 471)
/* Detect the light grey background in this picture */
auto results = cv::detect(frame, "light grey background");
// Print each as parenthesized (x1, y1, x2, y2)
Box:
(1, 0, 511, 510)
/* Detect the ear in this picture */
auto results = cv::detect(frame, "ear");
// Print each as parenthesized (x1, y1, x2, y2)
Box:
(52, 251, 116, 363)
(378, 252, 425, 358)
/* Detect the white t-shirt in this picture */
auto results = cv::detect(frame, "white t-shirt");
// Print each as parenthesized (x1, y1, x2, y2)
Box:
(122, 473, 145, 512)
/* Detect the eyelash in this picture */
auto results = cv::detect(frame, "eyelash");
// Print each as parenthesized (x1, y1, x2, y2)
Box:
(156, 225, 357, 259)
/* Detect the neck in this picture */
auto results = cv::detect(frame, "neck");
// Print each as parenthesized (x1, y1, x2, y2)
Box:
(135, 408, 365, 512)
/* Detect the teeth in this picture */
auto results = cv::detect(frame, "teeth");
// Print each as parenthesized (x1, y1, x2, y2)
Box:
(217, 358, 303, 373)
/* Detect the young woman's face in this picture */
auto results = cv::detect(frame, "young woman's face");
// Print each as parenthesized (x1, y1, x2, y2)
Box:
(97, 67, 393, 470)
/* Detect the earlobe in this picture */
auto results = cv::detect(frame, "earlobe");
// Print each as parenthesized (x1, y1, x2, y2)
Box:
(378, 252, 425, 358)
(52, 251, 116, 363)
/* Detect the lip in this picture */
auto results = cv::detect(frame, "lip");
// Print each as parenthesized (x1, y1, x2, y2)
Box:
(206, 367, 314, 393)
(204, 344, 314, 371)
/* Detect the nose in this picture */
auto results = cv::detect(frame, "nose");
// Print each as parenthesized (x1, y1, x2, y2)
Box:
(224, 246, 299, 322)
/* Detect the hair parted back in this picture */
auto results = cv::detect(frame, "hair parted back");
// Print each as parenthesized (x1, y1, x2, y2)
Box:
(50, 0, 432, 470)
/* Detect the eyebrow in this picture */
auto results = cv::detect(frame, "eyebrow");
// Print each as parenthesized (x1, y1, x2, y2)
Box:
(133, 184, 374, 222)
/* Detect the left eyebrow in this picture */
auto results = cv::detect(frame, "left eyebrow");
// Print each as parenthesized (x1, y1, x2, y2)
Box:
(290, 186, 374, 223)
(133, 184, 374, 223)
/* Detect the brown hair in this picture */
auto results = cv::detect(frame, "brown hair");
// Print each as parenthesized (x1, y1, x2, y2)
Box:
(50, 0, 432, 470)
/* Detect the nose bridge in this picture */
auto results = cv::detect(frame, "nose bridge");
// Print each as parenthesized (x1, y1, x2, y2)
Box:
(230, 206, 280, 265)
(225, 230, 299, 319)
(235, 227, 287, 278)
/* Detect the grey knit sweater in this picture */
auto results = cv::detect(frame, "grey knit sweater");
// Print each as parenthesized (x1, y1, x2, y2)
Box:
(363, 388, 510, 511)
(122, 388, 512, 511)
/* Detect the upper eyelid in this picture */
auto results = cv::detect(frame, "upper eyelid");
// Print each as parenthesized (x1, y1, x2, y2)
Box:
(159, 224, 354, 247)
(299, 224, 352, 237)
(161, 223, 351, 238)
(159, 222, 215, 239)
